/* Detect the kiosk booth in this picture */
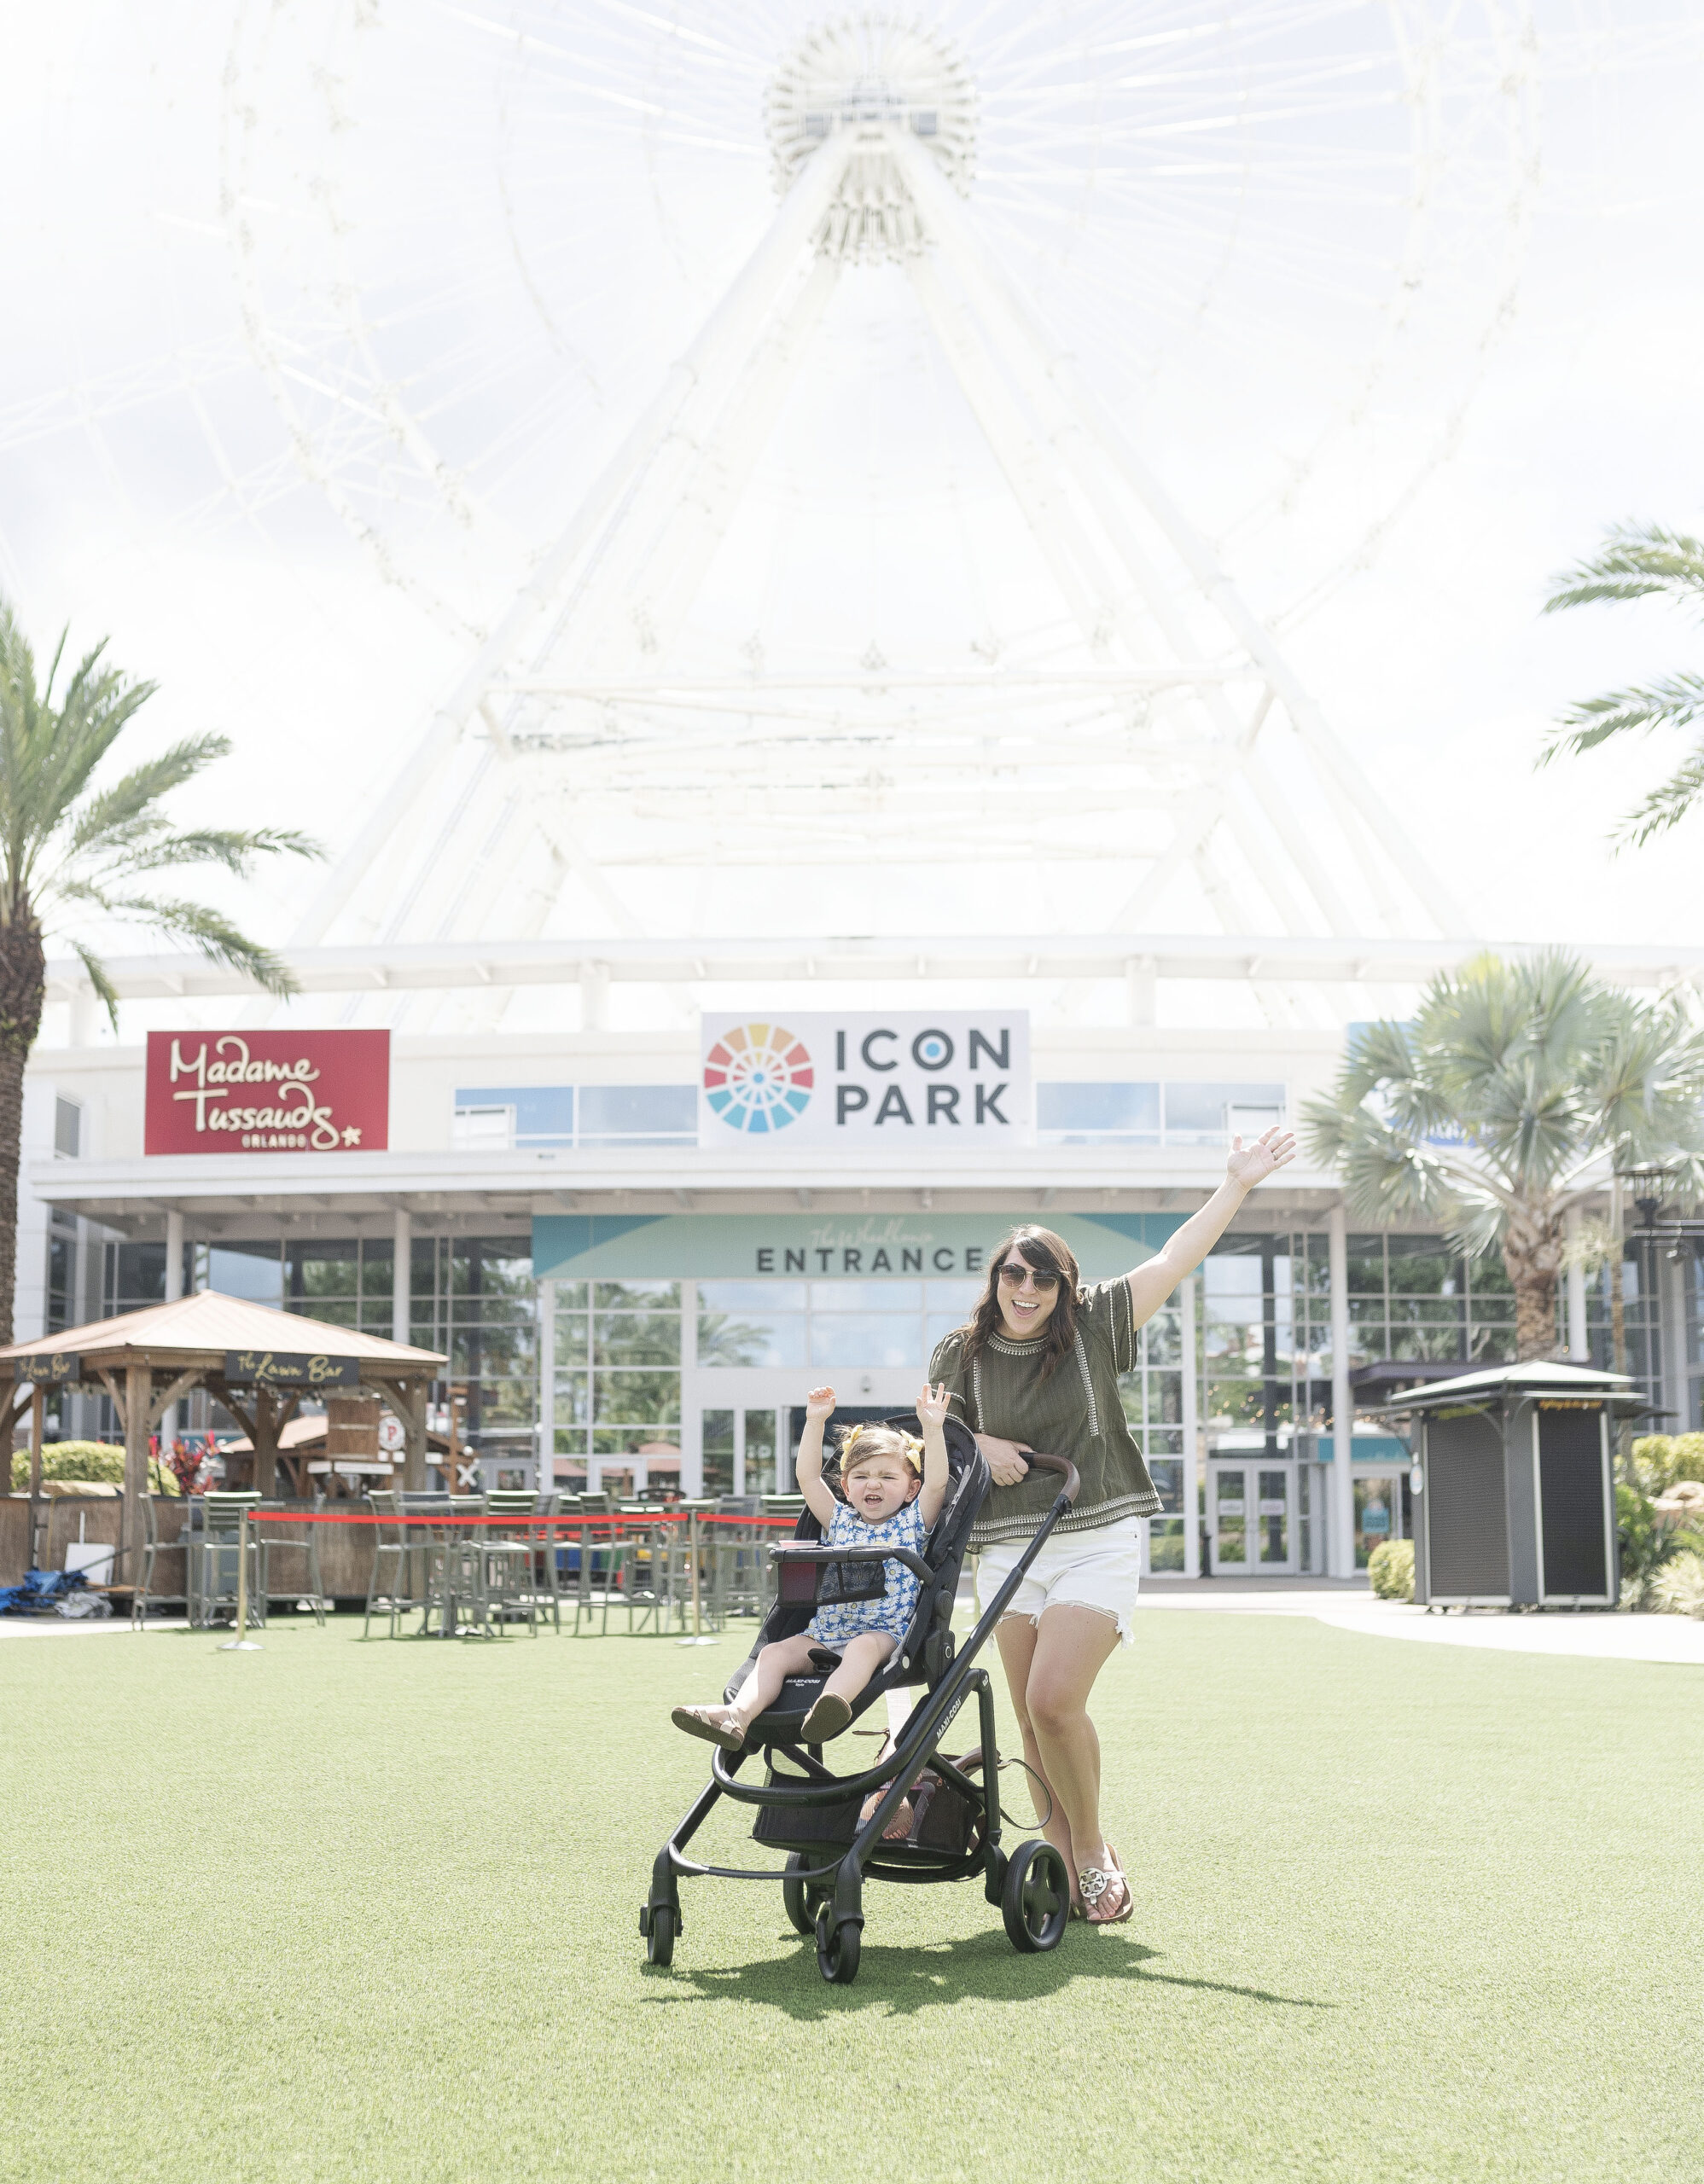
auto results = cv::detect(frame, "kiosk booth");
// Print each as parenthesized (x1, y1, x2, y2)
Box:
(1387, 1362, 1638, 1610)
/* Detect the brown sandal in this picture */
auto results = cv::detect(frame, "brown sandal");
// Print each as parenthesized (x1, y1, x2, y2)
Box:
(1079, 1844, 1133, 1925)
(671, 1705, 745, 1751)
(800, 1693, 852, 1743)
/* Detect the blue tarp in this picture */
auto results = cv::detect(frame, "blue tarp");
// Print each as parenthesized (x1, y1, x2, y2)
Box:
(0, 1567, 89, 1615)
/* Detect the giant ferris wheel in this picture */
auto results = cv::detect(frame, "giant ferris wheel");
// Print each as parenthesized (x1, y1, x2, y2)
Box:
(19, 1, 1667, 1027)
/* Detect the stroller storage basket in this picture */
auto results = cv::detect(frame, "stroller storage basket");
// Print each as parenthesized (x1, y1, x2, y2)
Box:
(644, 1427, 1083, 1985)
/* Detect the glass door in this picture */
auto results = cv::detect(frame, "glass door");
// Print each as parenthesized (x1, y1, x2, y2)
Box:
(1352, 1471, 1404, 1569)
(1208, 1459, 1297, 1574)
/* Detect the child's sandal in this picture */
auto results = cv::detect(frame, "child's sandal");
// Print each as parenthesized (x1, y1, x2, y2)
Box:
(800, 1693, 852, 1743)
(672, 1705, 745, 1751)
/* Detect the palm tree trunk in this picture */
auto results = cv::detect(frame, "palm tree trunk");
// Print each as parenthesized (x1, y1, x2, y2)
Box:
(0, 916, 47, 1345)
(1503, 1197, 1564, 1362)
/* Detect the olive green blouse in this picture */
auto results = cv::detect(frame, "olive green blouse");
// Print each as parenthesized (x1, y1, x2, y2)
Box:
(928, 1280, 1162, 1548)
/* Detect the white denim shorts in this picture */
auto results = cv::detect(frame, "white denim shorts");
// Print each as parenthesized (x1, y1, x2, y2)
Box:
(975, 1516, 1143, 1648)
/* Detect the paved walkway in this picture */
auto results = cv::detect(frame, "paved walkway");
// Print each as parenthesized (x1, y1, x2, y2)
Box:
(1135, 1577, 1704, 1664)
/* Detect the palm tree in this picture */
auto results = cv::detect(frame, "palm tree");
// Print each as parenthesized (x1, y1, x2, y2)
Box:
(0, 599, 318, 1340)
(1539, 520, 1704, 848)
(1303, 952, 1704, 1361)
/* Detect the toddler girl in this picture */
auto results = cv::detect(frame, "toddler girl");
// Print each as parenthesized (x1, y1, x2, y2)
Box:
(672, 1381, 950, 1750)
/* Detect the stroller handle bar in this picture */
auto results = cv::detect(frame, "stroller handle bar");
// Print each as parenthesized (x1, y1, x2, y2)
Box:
(1019, 1450, 1080, 1505)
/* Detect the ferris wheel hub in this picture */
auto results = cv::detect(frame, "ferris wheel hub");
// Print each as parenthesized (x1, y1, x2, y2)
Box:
(766, 14, 976, 264)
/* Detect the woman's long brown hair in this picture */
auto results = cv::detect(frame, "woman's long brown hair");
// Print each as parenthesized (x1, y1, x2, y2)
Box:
(960, 1224, 1082, 1381)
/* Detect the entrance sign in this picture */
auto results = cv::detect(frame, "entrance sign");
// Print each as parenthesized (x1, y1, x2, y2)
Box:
(145, 1031, 389, 1154)
(223, 1350, 362, 1390)
(533, 1210, 1181, 1284)
(699, 1013, 1031, 1148)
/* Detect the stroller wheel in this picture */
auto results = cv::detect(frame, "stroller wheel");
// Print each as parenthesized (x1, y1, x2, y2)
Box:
(815, 1905, 862, 1985)
(645, 1906, 677, 1967)
(1002, 1839, 1070, 1954)
(782, 1853, 828, 1938)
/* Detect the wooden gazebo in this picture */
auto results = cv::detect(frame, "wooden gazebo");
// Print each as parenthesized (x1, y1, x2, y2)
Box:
(0, 1289, 446, 1579)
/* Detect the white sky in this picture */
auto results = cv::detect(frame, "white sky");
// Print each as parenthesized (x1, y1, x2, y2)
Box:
(3, 0, 1704, 1019)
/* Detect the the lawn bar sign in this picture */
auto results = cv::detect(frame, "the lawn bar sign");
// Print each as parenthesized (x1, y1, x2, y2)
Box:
(144, 1031, 390, 1155)
(9, 1351, 81, 1386)
(223, 1350, 362, 1391)
(699, 1013, 1031, 1148)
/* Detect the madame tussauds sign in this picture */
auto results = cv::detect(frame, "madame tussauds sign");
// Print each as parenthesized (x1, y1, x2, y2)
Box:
(143, 1031, 390, 1154)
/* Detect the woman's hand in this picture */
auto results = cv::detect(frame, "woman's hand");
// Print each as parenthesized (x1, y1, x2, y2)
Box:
(916, 1381, 951, 1432)
(1226, 1125, 1296, 1191)
(804, 1384, 836, 1420)
(975, 1432, 1032, 1486)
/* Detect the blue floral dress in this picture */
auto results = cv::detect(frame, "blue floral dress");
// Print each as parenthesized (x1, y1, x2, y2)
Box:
(807, 1498, 927, 1647)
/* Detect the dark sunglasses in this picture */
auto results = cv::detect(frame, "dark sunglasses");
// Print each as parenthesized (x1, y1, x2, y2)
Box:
(997, 1262, 1059, 1292)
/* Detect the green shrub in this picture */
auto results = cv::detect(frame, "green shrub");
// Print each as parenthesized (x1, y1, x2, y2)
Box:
(1369, 1538, 1415, 1601)
(9, 1441, 179, 1495)
(1628, 1434, 1704, 1498)
(1652, 1551, 1704, 1618)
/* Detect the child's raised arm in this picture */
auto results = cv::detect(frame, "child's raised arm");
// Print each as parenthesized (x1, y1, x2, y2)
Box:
(795, 1385, 841, 1530)
(914, 1381, 951, 1530)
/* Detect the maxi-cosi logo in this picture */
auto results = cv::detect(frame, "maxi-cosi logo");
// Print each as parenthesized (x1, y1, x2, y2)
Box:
(702, 1023, 815, 1135)
(698, 1013, 1032, 1147)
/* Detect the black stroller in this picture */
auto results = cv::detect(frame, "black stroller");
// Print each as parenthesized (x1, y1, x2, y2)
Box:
(643, 1414, 1081, 1985)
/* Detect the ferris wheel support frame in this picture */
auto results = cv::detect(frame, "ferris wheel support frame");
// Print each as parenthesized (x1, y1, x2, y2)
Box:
(288, 126, 859, 952)
(886, 125, 1473, 944)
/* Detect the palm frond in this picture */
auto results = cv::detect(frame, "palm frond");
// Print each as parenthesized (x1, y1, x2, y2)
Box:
(63, 735, 232, 859)
(1542, 521, 1704, 615)
(102, 894, 300, 997)
(1610, 748, 1704, 851)
(1538, 674, 1704, 771)
(83, 825, 323, 882)
(69, 940, 120, 1033)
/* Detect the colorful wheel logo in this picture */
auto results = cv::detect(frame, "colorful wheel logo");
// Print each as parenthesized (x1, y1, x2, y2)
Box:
(703, 1023, 813, 1134)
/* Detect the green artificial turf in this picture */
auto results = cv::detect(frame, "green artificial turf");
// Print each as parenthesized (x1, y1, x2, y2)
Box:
(2, 1611, 1699, 2184)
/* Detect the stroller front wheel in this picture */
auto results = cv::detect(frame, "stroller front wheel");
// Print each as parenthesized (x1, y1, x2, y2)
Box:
(815, 1906, 862, 1985)
(645, 1906, 678, 1967)
(1002, 1839, 1069, 1954)
(782, 1852, 829, 1938)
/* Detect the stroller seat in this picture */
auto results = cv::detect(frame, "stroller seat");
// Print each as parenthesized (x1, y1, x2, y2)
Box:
(724, 1414, 988, 1746)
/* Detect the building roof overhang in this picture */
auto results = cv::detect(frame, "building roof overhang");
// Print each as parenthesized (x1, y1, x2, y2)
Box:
(29, 1145, 1346, 1232)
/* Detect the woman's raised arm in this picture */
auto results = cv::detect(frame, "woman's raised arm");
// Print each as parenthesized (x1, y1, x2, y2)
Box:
(1125, 1127, 1296, 1328)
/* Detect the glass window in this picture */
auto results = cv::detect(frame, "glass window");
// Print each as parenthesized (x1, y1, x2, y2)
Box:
(809, 1316, 925, 1368)
(1037, 1082, 1160, 1141)
(1148, 1519, 1186, 1573)
(698, 1310, 805, 1368)
(1149, 1458, 1184, 1514)
(206, 1243, 283, 1304)
(809, 1281, 922, 1313)
(596, 1280, 679, 1309)
(699, 1281, 807, 1313)
(452, 1104, 515, 1151)
(454, 1085, 573, 1149)
(702, 1409, 735, 1497)
(594, 1313, 682, 1366)
(53, 1097, 81, 1158)
(1165, 1083, 1284, 1141)
(579, 1085, 695, 1143)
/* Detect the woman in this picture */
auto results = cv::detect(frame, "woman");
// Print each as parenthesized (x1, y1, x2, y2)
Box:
(928, 1127, 1294, 1923)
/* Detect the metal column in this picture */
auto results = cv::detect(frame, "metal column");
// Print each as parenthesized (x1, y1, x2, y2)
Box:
(1328, 1204, 1355, 1578)
(537, 1275, 555, 1492)
(1181, 1272, 1201, 1577)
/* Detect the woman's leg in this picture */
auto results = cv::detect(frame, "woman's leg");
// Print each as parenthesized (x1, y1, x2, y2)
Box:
(996, 1605, 1121, 1899)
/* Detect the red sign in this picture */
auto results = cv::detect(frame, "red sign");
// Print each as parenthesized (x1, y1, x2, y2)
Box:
(144, 1031, 389, 1155)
